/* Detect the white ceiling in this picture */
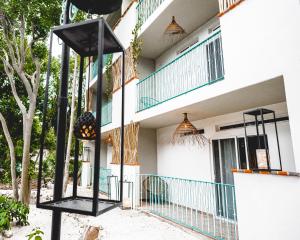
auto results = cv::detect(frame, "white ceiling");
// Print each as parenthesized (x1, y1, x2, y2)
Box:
(139, 77, 286, 128)
(140, 0, 219, 59)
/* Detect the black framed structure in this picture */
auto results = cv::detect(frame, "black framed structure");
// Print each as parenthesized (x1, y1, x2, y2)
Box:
(243, 108, 282, 171)
(37, 18, 125, 217)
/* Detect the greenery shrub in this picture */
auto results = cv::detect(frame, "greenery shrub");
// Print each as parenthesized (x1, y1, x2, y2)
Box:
(27, 228, 44, 240)
(0, 195, 29, 232)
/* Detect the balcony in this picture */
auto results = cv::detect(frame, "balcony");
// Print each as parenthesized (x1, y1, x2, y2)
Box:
(136, 174, 238, 240)
(93, 100, 112, 127)
(137, 0, 166, 26)
(136, 31, 224, 112)
(218, 0, 244, 16)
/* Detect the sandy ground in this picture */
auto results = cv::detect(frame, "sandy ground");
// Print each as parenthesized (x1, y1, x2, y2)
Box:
(9, 206, 208, 240)
(1, 186, 209, 240)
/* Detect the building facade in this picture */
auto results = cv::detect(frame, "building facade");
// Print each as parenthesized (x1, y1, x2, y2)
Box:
(82, 1, 300, 239)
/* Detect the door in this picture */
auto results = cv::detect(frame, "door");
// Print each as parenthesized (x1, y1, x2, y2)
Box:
(213, 138, 237, 220)
(206, 35, 224, 82)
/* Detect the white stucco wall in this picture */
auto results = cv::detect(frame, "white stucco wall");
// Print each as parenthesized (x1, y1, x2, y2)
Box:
(137, 57, 155, 80)
(114, 1, 137, 50)
(111, 78, 138, 129)
(219, 0, 300, 170)
(156, 102, 295, 182)
(234, 173, 300, 240)
(138, 128, 157, 174)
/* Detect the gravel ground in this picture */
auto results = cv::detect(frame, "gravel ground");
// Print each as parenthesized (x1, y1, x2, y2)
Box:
(9, 206, 208, 240)
(1, 186, 209, 240)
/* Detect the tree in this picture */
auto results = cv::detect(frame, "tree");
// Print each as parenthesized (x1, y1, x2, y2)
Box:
(0, 0, 61, 204)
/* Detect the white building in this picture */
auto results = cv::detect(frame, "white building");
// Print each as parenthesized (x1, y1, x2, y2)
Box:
(82, 1, 300, 239)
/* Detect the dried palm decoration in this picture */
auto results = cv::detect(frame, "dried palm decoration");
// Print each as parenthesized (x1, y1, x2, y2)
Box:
(172, 113, 208, 147)
(111, 123, 140, 165)
(164, 16, 185, 36)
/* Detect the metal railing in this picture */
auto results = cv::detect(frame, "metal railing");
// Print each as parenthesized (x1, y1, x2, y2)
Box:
(135, 174, 238, 240)
(92, 54, 112, 80)
(136, 31, 224, 112)
(93, 100, 112, 126)
(137, 0, 166, 26)
(99, 167, 112, 194)
(219, 0, 243, 14)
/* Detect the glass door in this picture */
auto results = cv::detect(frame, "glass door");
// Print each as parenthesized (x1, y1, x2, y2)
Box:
(213, 138, 237, 220)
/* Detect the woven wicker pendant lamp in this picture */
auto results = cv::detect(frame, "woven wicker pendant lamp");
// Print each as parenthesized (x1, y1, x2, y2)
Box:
(172, 113, 208, 146)
(164, 16, 185, 36)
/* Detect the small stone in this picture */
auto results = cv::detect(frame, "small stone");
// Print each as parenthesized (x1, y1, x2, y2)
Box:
(3, 230, 13, 238)
(46, 182, 54, 189)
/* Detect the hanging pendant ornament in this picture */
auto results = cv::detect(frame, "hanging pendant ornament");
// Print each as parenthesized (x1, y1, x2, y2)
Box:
(164, 16, 185, 43)
(172, 113, 208, 147)
(74, 111, 97, 140)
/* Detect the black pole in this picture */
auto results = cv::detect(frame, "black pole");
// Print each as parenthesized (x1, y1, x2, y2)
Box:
(254, 115, 261, 149)
(243, 113, 250, 170)
(72, 56, 84, 197)
(92, 20, 105, 215)
(120, 50, 125, 203)
(51, 1, 70, 239)
(260, 109, 270, 170)
(37, 30, 53, 206)
(273, 112, 283, 171)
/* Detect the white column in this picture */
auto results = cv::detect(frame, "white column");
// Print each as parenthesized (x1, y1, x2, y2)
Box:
(284, 66, 300, 172)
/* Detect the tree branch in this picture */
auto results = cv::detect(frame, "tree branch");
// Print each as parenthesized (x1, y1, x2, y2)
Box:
(2, 19, 33, 97)
(0, 112, 19, 200)
(1, 50, 27, 115)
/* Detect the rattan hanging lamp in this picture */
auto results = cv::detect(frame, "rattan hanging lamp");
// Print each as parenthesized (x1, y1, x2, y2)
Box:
(164, 16, 185, 36)
(172, 113, 208, 146)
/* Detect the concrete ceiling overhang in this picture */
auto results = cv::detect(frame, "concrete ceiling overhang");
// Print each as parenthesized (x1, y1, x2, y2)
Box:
(139, 76, 286, 128)
(139, 0, 219, 59)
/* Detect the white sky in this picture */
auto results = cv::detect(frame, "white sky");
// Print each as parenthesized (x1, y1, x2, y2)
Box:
(51, 35, 63, 57)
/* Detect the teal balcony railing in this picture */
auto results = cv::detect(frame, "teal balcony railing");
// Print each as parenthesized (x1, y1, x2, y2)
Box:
(99, 167, 112, 194)
(92, 54, 112, 80)
(137, 174, 238, 240)
(93, 100, 112, 126)
(137, 0, 166, 26)
(136, 31, 224, 112)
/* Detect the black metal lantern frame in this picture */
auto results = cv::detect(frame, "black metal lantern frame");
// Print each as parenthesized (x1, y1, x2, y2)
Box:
(243, 108, 282, 171)
(37, 18, 125, 217)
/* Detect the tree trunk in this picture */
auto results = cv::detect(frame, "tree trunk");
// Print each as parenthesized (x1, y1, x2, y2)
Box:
(0, 112, 19, 200)
(20, 103, 35, 205)
(63, 55, 78, 195)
